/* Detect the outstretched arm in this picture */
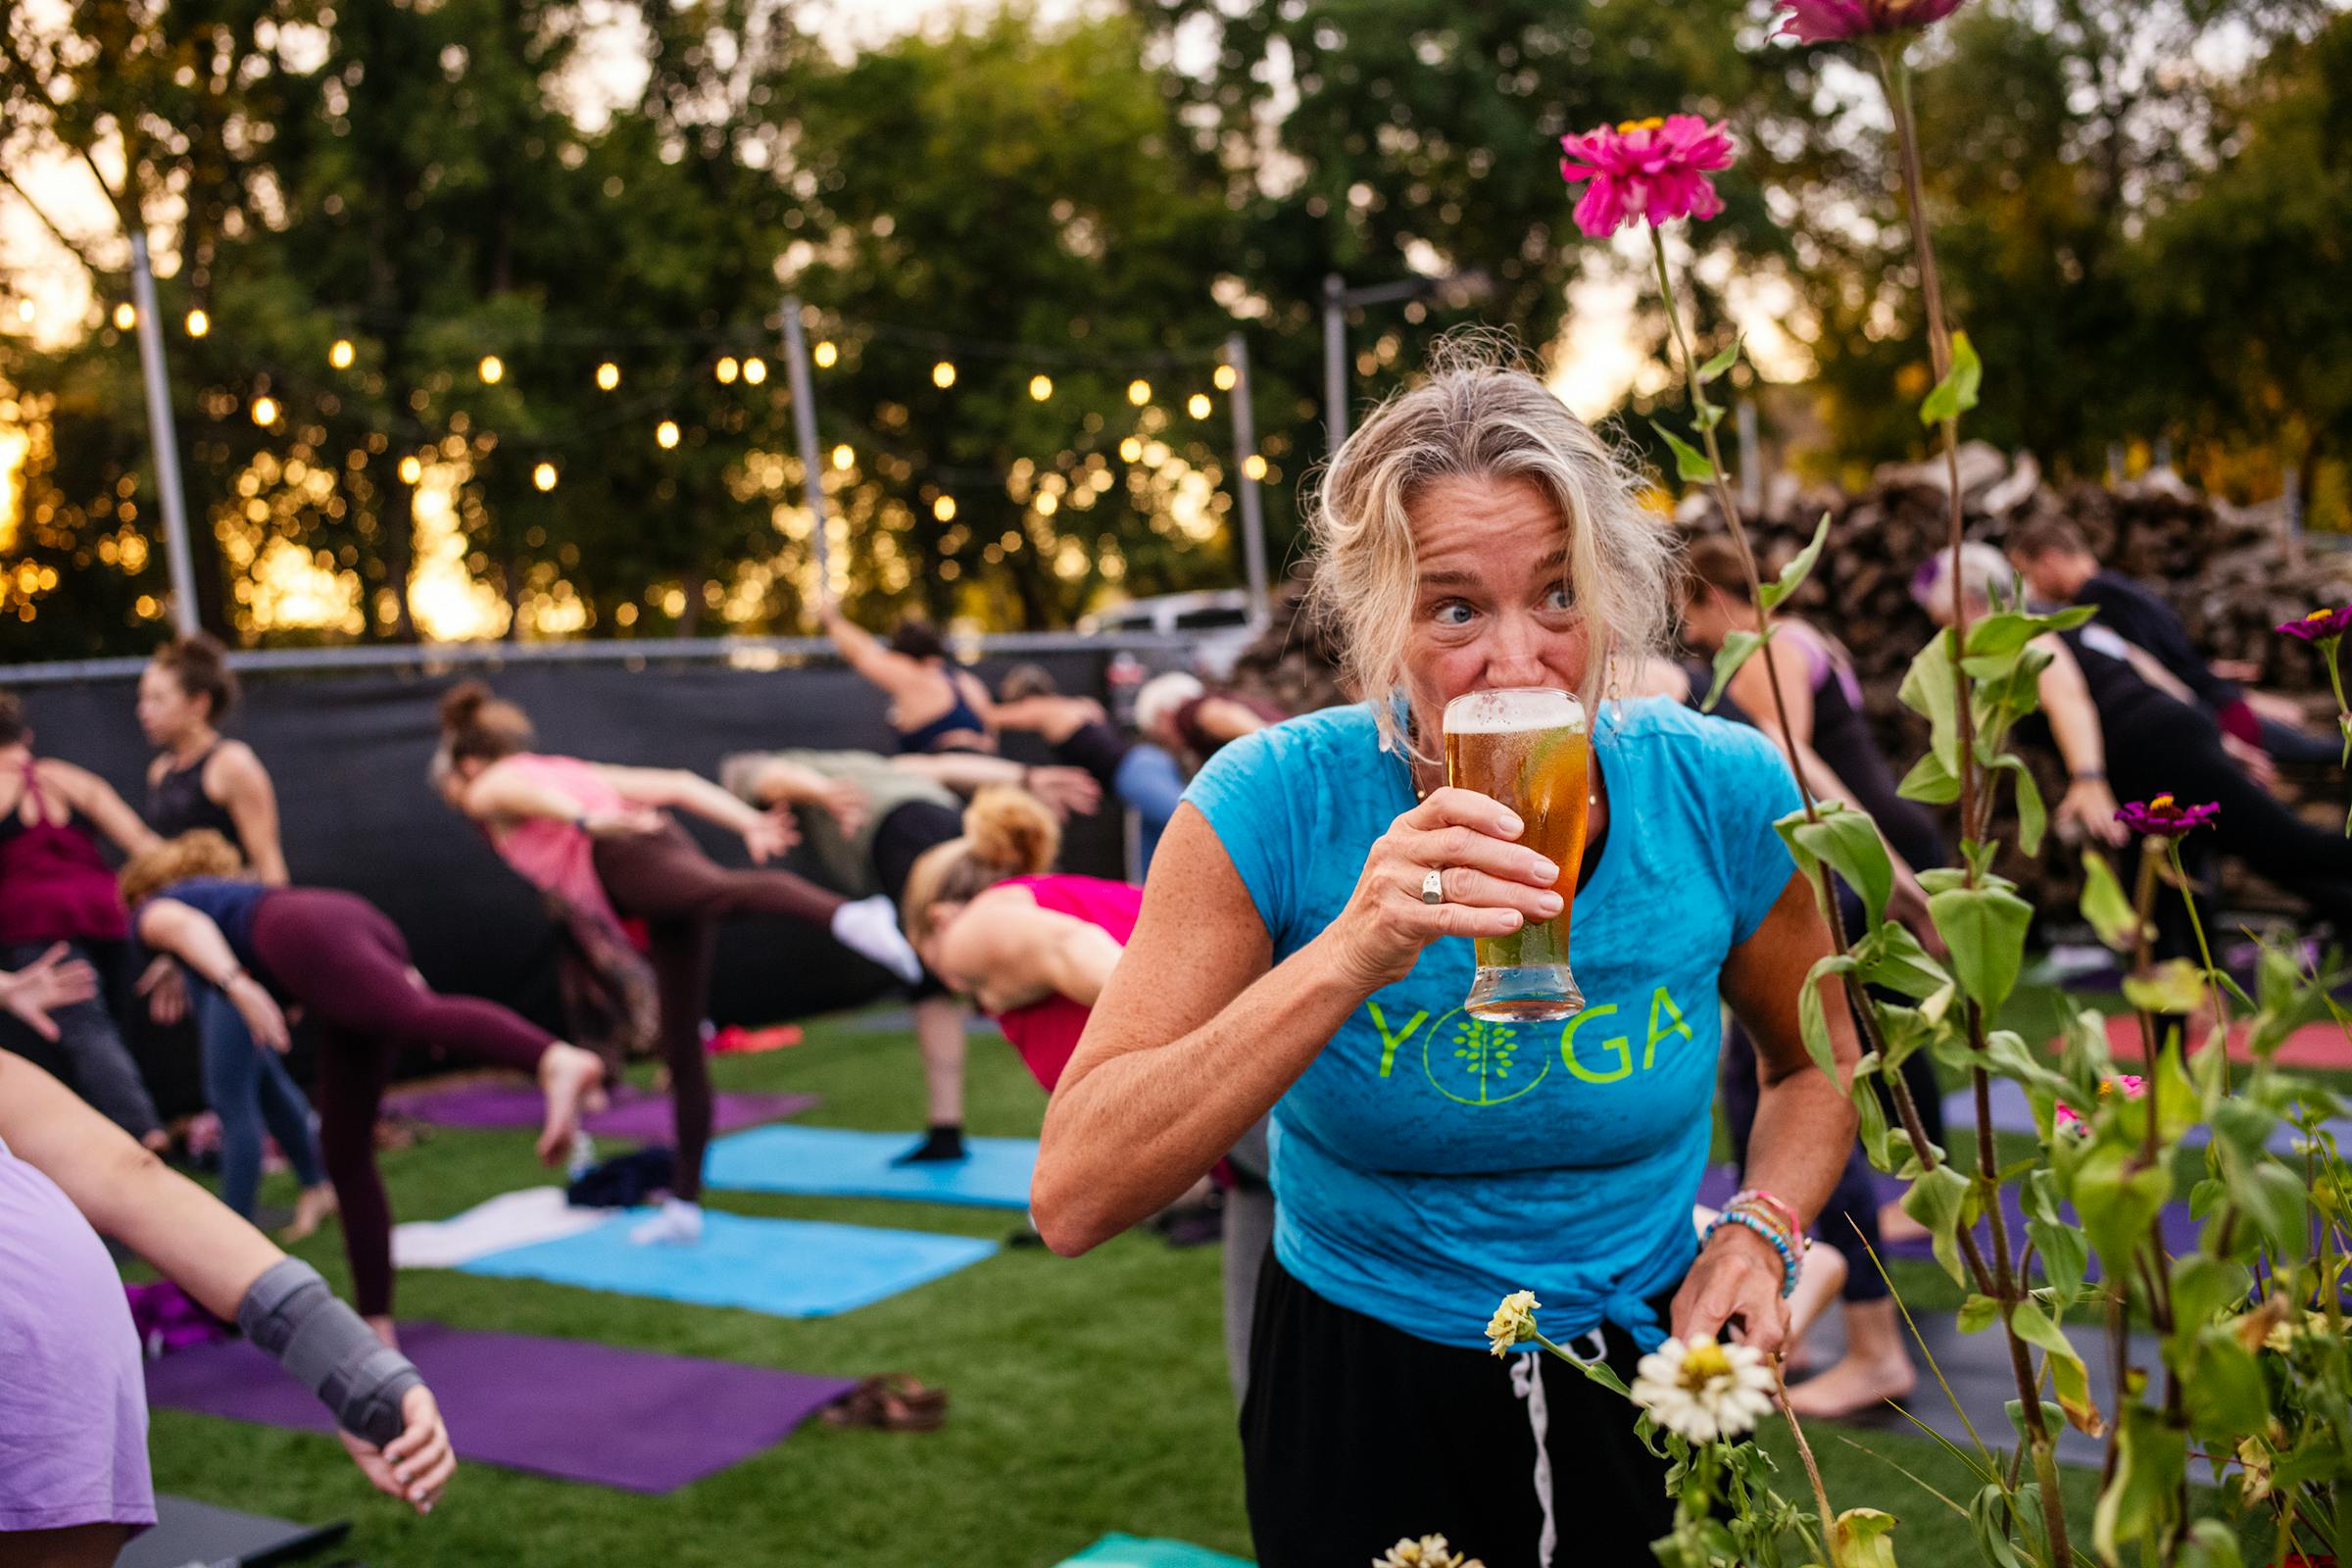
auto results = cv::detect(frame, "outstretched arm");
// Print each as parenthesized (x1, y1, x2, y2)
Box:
(819, 600, 925, 696)
(45, 760, 160, 858)
(136, 899, 290, 1050)
(594, 764, 794, 860)
(2034, 636, 2127, 848)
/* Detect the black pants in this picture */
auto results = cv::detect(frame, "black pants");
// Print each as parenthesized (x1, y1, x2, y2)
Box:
(1243, 1257, 1675, 1568)
(870, 800, 962, 1001)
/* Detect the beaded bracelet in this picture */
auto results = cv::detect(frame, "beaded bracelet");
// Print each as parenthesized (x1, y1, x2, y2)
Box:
(1703, 1207, 1802, 1298)
(1722, 1193, 1802, 1262)
(1730, 1188, 1802, 1238)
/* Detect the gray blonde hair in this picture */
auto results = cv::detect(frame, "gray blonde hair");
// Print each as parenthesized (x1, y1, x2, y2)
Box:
(1304, 336, 1677, 753)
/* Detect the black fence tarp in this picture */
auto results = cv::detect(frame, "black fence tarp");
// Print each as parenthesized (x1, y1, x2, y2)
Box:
(7, 646, 1130, 1119)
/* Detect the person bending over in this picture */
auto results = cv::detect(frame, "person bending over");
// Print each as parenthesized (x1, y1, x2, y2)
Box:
(119, 831, 606, 1337)
(1132, 671, 1286, 773)
(1, 1038, 452, 1566)
(818, 601, 999, 755)
(992, 664, 1187, 872)
(435, 683, 919, 1244)
(1033, 350, 1862, 1565)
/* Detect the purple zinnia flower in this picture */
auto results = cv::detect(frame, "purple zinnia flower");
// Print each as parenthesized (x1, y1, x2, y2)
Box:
(2277, 606, 2352, 643)
(2114, 794, 2220, 838)
(1777, 0, 1969, 42)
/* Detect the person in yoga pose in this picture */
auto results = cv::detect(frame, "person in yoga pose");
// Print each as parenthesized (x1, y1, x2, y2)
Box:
(0, 690, 168, 1150)
(1, 1031, 452, 1567)
(119, 830, 605, 1338)
(435, 683, 920, 1243)
(991, 664, 1188, 873)
(819, 601, 999, 755)
(1131, 671, 1285, 771)
(134, 633, 337, 1239)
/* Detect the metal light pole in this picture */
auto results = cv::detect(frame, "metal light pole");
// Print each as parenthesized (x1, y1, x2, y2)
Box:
(779, 294, 832, 591)
(1319, 270, 1495, 452)
(129, 231, 199, 634)
(1225, 331, 1270, 629)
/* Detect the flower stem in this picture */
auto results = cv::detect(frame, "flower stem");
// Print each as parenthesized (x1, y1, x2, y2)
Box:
(1774, 1360, 1838, 1538)
(2164, 841, 2234, 1061)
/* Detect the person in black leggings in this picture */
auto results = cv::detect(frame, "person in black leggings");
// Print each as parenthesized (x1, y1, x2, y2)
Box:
(119, 831, 606, 1339)
(1918, 545, 2352, 955)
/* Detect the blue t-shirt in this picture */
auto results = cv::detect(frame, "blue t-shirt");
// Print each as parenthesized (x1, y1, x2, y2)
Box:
(1186, 698, 1800, 1351)
(152, 877, 270, 979)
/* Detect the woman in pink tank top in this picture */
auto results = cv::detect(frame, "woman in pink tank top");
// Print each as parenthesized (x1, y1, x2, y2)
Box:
(899, 789, 1140, 1093)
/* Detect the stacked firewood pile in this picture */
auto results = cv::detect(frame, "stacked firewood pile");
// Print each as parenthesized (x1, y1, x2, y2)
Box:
(1226, 445, 2347, 919)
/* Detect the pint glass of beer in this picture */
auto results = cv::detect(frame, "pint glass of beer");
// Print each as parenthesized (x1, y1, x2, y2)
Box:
(1442, 688, 1591, 1022)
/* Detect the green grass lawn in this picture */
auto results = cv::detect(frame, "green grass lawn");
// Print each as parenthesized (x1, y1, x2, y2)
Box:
(151, 1010, 2203, 1567)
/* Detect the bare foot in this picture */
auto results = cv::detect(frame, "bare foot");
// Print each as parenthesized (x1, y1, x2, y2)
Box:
(278, 1183, 340, 1245)
(1784, 1352, 1916, 1419)
(1878, 1200, 1930, 1246)
(535, 1044, 606, 1166)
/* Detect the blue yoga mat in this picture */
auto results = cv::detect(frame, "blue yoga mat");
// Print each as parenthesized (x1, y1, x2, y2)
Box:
(703, 1124, 1039, 1209)
(1057, 1535, 1253, 1568)
(457, 1208, 997, 1316)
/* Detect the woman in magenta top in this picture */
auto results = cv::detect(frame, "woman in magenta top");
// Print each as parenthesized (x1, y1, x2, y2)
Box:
(898, 789, 1140, 1093)
(434, 682, 922, 1245)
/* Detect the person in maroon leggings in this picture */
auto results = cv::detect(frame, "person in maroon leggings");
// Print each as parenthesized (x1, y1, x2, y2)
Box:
(434, 681, 921, 1245)
(118, 831, 605, 1342)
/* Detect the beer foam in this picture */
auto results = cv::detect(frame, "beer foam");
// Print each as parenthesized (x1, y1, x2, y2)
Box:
(1442, 688, 1586, 734)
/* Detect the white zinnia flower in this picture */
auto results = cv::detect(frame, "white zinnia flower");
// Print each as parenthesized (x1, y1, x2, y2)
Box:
(1373, 1536, 1484, 1568)
(1628, 1336, 1777, 1444)
(1485, 1291, 1541, 1357)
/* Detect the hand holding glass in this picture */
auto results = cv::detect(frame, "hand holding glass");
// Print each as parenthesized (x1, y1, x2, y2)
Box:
(1442, 689, 1591, 1022)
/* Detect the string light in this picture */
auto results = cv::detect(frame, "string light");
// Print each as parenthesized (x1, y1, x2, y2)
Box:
(1118, 436, 1144, 463)
(933, 495, 956, 521)
(656, 419, 680, 450)
(14, 300, 33, 323)
(250, 396, 279, 426)
(398, 455, 423, 484)
(831, 444, 854, 470)
(1127, 378, 1152, 406)
(1187, 392, 1212, 419)
(1029, 374, 1054, 401)
(1213, 364, 1239, 391)
(596, 361, 620, 391)
(478, 354, 504, 384)
(113, 303, 137, 330)
(1243, 454, 1268, 481)
(931, 360, 956, 389)
(715, 356, 740, 384)
(742, 356, 767, 385)
(184, 308, 210, 338)
(329, 338, 356, 369)
(532, 462, 559, 492)
(812, 340, 838, 368)
(1036, 491, 1058, 516)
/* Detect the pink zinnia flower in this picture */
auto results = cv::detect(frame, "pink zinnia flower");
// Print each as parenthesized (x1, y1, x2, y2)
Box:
(2054, 1102, 2085, 1135)
(1777, 0, 1969, 43)
(1557, 116, 1737, 239)
(2278, 606, 2352, 643)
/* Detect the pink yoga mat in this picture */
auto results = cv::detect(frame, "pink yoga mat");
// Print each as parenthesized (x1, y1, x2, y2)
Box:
(146, 1322, 858, 1493)
(385, 1082, 816, 1140)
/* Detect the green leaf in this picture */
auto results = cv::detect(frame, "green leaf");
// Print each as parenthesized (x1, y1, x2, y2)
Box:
(1957, 1293, 2002, 1333)
(2180, 1328, 2270, 1444)
(1987, 755, 2045, 857)
(1850, 921, 1952, 1002)
(1902, 1163, 1973, 1286)
(1652, 420, 1716, 483)
(1928, 884, 2035, 1012)
(1919, 329, 1983, 427)
(2122, 958, 2205, 1017)
(1968, 1485, 2034, 1568)
(2028, 1218, 2088, 1300)
(2070, 1143, 2174, 1282)
(1981, 1028, 2070, 1095)
(1702, 627, 1765, 713)
(2233, 1161, 2308, 1260)
(1780, 802, 1895, 932)
(2007, 1298, 2101, 1436)
(1696, 337, 1742, 384)
(2179, 1519, 2245, 1568)
(1897, 631, 1962, 776)
(1894, 749, 1961, 805)
(2078, 850, 2144, 952)
(1757, 512, 1831, 612)
(1852, 1070, 1892, 1168)
(2094, 1404, 2186, 1562)
(1832, 1508, 1899, 1568)
(1797, 953, 1859, 1085)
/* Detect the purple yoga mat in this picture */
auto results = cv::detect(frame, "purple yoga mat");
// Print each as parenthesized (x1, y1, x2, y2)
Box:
(146, 1322, 858, 1494)
(386, 1081, 817, 1140)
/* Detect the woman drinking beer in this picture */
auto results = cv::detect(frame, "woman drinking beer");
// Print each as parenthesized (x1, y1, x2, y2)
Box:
(1032, 343, 1863, 1567)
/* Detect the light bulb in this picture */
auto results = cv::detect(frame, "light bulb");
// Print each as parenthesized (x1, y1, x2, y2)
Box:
(398, 455, 423, 484)
(478, 354, 504, 384)
(329, 338, 356, 369)
(184, 308, 210, 338)
(113, 303, 137, 330)
(1029, 374, 1054, 401)
(250, 396, 278, 426)
(715, 356, 740, 384)
(656, 419, 680, 450)
(742, 356, 767, 384)
(812, 340, 838, 368)
(1127, 378, 1151, 406)
(1243, 454, 1268, 481)
(1118, 436, 1144, 464)
(595, 361, 620, 391)
(532, 462, 558, 491)
(1188, 393, 1212, 419)
(1213, 364, 1239, 391)
(831, 444, 854, 470)
(931, 361, 956, 389)
(933, 495, 956, 521)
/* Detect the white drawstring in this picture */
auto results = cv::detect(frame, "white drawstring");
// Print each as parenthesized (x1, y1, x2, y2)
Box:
(1510, 1355, 1558, 1568)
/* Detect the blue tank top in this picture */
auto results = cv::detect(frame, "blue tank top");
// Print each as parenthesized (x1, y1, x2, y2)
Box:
(1186, 699, 1801, 1351)
(153, 877, 271, 976)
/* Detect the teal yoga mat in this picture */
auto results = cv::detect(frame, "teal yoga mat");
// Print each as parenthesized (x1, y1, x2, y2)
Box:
(456, 1208, 997, 1316)
(703, 1124, 1039, 1209)
(1056, 1536, 1253, 1568)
